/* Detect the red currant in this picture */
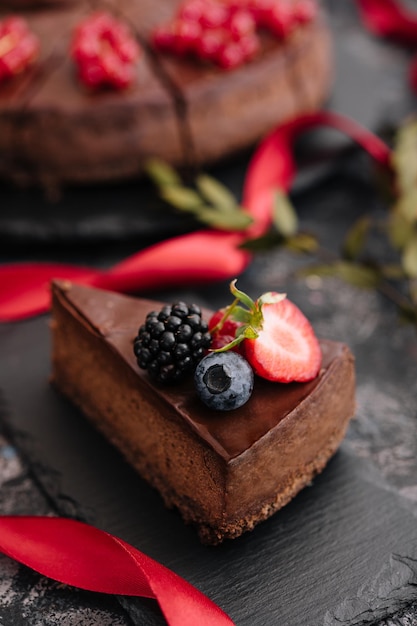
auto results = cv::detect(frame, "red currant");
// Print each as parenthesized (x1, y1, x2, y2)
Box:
(173, 19, 202, 55)
(71, 12, 140, 91)
(0, 16, 39, 83)
(151, 24, 177, 52)
(178, 0, 207, 23)
(217, 41, 246, 69)
(199, 2, 229, 29)
(293, 0, 318, 24)
(266, 4, 296, 38)
(197, 29, 227, 62)
(227, 10, 256, 40)
(151, 0, 317, 69)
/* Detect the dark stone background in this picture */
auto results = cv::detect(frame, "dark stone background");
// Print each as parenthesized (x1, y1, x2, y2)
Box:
(1, 2, 417, 625)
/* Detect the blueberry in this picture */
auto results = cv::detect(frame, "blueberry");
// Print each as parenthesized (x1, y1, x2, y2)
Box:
(194, 352, 254, 411)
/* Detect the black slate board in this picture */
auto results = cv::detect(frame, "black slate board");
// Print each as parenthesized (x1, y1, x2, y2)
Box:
(1, 312, 417, 626)
(1, 1, 417, 623)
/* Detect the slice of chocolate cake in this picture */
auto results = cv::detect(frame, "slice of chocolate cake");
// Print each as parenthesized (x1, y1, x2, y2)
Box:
(50, 280, 355, 544)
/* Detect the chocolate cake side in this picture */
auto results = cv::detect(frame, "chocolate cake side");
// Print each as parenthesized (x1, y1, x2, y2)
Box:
(50, 280, 355, 544)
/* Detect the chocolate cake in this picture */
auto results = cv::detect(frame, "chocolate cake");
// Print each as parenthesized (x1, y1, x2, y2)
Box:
(50, 280, 356, 544)
(0, 0, 333, 185)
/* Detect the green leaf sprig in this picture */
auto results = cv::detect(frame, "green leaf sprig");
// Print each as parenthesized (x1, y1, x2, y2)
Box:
(296, 118, 417, 324)
(145, 159, 253, 231)
(145, 129, 417, 327)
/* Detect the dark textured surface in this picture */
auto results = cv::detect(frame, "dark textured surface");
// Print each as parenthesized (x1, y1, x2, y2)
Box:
(1, 160, 417, 624)
(0, 305, 417, 626)
(1, 1, 417, 625)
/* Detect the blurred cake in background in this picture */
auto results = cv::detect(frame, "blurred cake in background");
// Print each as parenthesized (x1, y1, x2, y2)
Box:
(0, 0, 333, 186)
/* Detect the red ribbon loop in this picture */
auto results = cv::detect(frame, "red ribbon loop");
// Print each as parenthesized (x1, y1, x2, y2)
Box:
(356, 0, 417, 45)
(0, 516, 235, 626)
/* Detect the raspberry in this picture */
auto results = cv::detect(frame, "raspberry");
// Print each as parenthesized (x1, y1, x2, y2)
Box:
(209, 309, 242, 351)
(71, 12, 140, 91)
(133, 302, 212, 384)
(0, 16, 39, 83)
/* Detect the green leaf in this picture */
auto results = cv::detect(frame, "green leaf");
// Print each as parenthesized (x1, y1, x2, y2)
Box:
(230, 306, 252, 324)
(298, 262, 381, 288)
(398, 301, 417, 324)
(196, 207, 252, 231)
(285, 232, 319, 253)
(230, 279, 256, 311)
(393, 188, 417, 224)
(272, 191, 298, 237)
(387, 211, 414, 249)
(380, 263, 405, 280)
(258, 292, 286, 305)
(239, 231, 285, 252)
(335, 261, 381, 288)
(144, 158, 181, 187)
(392, 119, 417, 195)
(297, 264, 340, 279)
(160, 185, 203, 211)
(196, 174, 238, 212)
(343, 216, 371, 260)
(409, 278, 417, 306)
(402, 233, 417, 278)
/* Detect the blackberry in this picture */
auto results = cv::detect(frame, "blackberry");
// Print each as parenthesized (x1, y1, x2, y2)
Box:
(133, 301, 212, 383)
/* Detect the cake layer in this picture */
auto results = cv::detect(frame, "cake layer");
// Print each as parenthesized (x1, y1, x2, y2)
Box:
(0, 1, 333, 184)
(50, 280, 355, 543)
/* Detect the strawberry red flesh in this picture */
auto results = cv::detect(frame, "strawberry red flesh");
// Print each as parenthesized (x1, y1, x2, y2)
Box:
(208, 309, 242, 351)
(241, 297, 322, 383)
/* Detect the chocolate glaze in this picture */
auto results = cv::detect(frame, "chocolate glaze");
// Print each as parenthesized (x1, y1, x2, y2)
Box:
(52, 280, 350, 462)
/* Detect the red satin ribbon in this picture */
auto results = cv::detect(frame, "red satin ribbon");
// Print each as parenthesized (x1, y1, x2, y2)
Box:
(355, 0, 417, 91)
(356, 0, 417, 44)
(0, 515, 235, 626)
(0, 111, 391, 322)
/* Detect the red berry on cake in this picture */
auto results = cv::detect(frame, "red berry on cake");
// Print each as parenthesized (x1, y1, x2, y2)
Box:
(71, 12, 140, 90)
(210, 280, 322, 383)
(151, 0, 317, 69)
(133, 301, 212, 383)
(294, 0, 318, 24)
(208, 309, 243, 350)
(0, 16, 39, 83)
(241, 297, 322, 383)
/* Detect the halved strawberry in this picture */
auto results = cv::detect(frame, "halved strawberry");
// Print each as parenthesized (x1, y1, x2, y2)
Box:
(211, 280, 322, 383)
(240, 297, 322, 382)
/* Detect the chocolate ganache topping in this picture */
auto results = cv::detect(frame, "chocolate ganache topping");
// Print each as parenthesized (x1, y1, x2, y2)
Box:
(52, 280, 351, 462)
